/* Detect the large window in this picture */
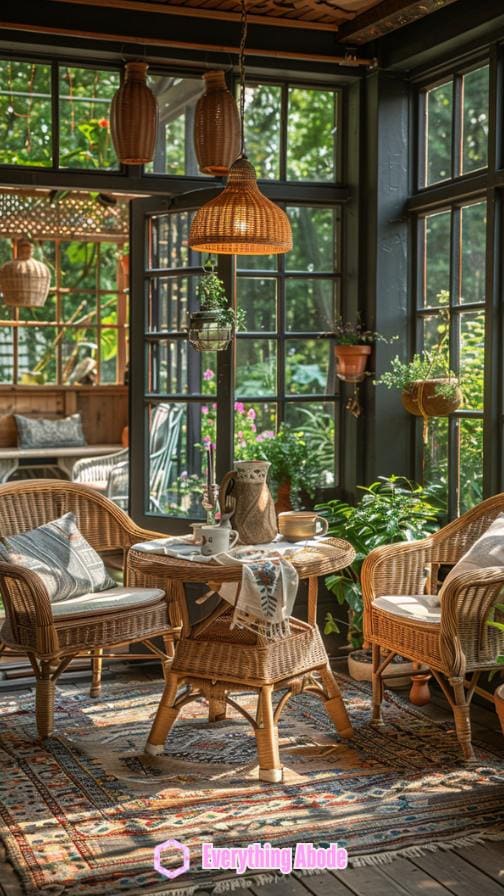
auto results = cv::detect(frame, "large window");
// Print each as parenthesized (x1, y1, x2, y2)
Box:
(135, 80, 344, 528)
(414, 61, 491, 516)
(0, 237, 128, 385)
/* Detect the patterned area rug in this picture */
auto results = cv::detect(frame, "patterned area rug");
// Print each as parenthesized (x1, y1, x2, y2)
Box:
(0, 675, 503, 896)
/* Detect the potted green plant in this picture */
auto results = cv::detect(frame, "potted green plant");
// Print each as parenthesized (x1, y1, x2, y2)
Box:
(377, 351, 462, 418)
(487, 606, 504, 733)
(255, 425, 320, 512)
(333, 317, 386, 383)
(188, 258, 245, 352)
(317, 476, 440, 684)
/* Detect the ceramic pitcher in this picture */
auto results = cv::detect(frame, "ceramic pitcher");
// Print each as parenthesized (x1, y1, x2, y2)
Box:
(219, 460, 278, 544)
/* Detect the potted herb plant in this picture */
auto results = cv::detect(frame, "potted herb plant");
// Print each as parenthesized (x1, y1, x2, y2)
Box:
(333, 317, 386, 383)
(377, 351, 462, 419)
(254, 425, 320, 512)
(188, 258, 245, 352)
(317, 476, 439, 685)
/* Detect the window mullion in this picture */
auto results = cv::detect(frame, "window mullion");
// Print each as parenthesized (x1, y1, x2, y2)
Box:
(452, 74, 463, 179)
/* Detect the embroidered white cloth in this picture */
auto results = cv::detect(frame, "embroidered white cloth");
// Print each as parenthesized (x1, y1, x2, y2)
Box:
(133, 536, 329, 633)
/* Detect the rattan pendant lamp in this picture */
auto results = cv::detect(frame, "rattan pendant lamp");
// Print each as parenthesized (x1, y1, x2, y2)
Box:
(188, 1, 292, 256)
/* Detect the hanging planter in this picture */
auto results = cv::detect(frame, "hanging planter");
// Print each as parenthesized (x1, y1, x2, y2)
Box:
(110, 62, 158, 165)
(188, 259, 245, 353)
(0, 239, 51, 308)
(335, 345, 372, 383)
(194, 71, 241, 176)
(188, 311, 233, 352)
(401, 378, 462, 417)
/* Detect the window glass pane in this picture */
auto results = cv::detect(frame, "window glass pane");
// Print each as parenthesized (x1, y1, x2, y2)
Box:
(286, 338, 333, 395)
(287, 87, 337, 182)
(59, 66, 119, 170)
(423, 211, 451, 307)
(146, 75, 202, 176)
(148, 339, 216, 395)
(99, 242, 121, 290)
(19, 327, 58, 384)
(234, 402, 277, 461)
(286, 279, 338, 332)
(425, 80, 453, 185)
(99, 328, 118, 383)
(19, 294, 57, 324)
(287, 207, 340, 273)
(284, 401, 337, 487)
(460, 311, 485, 410)
(61, 327, 97, 384)
(460, 201, 486, 304)
(235, 339, 277, 397)
(61, 241, 97, 291)
(423, 416, 448, 511)
(457, 418, 483, 513)
(0, 60, 52, 167)
(237, 277, 276, 332)
(148, 275, 199, 333)
(150, 212, 193, 270)
(146, 401, 212, 520)
(0, 328, 14, 382)
(243, 83, 281, 180)
(462, 65, 489, 174)
(237, 253, 277, 272)
(63, 292, 98, 324)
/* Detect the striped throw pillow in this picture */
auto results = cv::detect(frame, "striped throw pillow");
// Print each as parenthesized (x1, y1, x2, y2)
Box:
(0, 512, 115, 603)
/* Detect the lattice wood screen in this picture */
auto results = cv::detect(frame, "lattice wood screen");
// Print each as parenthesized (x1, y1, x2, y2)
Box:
(0, 190, 129, 242)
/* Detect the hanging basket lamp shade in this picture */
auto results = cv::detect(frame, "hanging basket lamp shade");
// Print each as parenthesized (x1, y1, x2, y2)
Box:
(189, 0, 292, 256)
(194, 71, 241, 176)
(110, 62, 158, 165)
(0, 239, 51, 308)
(189, 157, 292, 254)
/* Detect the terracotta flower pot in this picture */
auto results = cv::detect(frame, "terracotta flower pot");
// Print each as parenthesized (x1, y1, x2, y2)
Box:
(495, 683, 504, 735)
(275, 479, 292, 515)
(401, 379, 462, 417)
(335, 344, 371, 382)
(347, 649, 423, 689)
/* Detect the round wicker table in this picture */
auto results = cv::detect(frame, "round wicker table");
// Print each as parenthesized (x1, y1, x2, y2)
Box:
(127, 536, 356, 783)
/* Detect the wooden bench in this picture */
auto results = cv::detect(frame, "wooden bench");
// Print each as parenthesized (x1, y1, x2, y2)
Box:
(0, 444, 124, 483)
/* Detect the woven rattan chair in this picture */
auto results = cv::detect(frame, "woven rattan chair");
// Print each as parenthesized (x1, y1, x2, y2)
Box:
(144, 581, 353, 783)
(0, 480, 180, 738)
(72, 447, 129, 493)
(362, 493, 504, 762)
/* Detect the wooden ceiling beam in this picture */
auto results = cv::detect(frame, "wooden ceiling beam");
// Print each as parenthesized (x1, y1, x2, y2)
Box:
(338, 0, 459, 45)
(51, 0, 353, 32)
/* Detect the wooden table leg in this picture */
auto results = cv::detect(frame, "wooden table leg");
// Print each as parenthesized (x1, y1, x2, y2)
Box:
(307, 576, 318, 626)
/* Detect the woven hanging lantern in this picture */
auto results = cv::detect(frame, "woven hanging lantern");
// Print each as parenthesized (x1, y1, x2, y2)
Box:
(188, 1, 292, 255)
(110, 62, 158, 164)
(194, 71, 241, 176)
(189, 157, 292, 254)
(0, 239, 51, 308)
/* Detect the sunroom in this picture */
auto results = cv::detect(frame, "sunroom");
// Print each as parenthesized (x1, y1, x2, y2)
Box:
(0, 2, 502, 895)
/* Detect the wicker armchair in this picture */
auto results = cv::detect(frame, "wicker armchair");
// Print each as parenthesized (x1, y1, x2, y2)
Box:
(0, 480, 180, 738)
(72, 447, 129, 492)
(362, 493, 504, 761)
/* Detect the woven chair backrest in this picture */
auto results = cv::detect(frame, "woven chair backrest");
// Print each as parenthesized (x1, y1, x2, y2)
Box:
(430, 492, 504, 565)
(0, 480, 131, 553)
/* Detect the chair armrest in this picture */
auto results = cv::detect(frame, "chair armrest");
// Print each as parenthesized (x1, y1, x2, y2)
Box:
(0, 562, 59, 656)
(362, 537, 434, 608)
(439, 566, 504, 676)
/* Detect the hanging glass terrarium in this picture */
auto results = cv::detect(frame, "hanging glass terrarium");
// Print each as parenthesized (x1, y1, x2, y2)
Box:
(188, 259, 245, 352)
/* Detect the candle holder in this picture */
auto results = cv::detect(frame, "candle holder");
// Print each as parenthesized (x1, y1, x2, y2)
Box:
(201, 483, 220, 524)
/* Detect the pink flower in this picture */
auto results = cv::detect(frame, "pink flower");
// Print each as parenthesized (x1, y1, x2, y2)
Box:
(203, 435, 211, 445)
(180, 470, 188, 480)
(250, 423, 256, 432)
(212, 403, 217, 410)
(239, 440, 247, 448)
(234, 401, 245, 413)
(237, 431, 243, 439)
(262, 430, 275, 439)
(202, 406, 209, 415)
(247, 408, 256, 420)
(203, 369, 214, 381)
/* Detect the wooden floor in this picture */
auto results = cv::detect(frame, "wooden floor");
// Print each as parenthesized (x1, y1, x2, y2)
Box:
(0, 662, 502, 896)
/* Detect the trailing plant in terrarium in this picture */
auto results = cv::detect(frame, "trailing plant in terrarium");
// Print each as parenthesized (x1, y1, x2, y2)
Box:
(188, 258, 245, 352)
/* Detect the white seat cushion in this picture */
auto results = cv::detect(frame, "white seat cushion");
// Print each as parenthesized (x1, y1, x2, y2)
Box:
(372, 595, 441, 625)
(51, 586, 165, 619)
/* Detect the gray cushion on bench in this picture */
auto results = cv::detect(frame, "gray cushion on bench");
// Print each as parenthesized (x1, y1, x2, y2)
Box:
(15, 413, 86, 449)
(0, 512, 115, 602)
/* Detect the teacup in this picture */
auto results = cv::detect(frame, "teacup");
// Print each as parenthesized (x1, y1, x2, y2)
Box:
(200, 525, 239, 556)
(278, 511, 328, 543)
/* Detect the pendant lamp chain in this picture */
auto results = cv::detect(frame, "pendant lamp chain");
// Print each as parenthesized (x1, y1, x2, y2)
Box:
(238, 0, 248, 158)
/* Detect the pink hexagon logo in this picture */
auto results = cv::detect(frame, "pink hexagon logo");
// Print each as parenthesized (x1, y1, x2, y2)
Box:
(154, 838, 190, 880)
